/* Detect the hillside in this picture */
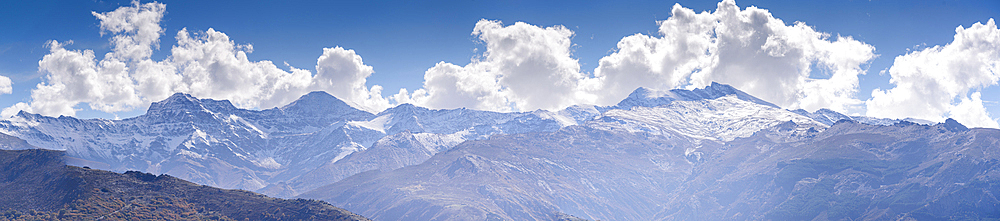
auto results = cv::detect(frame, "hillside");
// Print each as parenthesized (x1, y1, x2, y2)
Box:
(302, 116, 1000, 220)
(0, 149, 369, 221)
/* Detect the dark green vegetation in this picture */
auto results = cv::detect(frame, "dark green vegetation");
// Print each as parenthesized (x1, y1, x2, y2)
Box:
(0, 149, 369, 221)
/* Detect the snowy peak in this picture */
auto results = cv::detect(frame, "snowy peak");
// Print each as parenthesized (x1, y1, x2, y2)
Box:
(615, 82, 779, 110)
(145, 92, 241, 114)
(790, 108, 850, 126)
(147, 93, 210, 113)
(792, 108, 936, 127)
(378, 103, 427, 117)
(597, 95, 825, 142)
(281, 91, 371, 119)
(615, 87, 682, 110)
(142, 93, 229, 123)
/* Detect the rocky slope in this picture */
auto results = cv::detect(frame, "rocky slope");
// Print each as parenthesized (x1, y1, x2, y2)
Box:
(273, 82, 828, 198)
(302, 115, 1000, 220)
(0, 81, 948, 219)
(0, 91, 579, 195)
(0, 148, 369, 220)
(294, 83, 993, 220)
(296, 83, 834, 220)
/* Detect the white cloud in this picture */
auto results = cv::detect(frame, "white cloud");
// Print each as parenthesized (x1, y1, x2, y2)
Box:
(169, 27, 316, 109)
(5, 1, 389, 117)
(866, 18, 1000, 128)
(0, 75, 12, 95)
(592, 0, 876, 113)
(312, 47, 392, 112)
(18, 0, 947, 124)
(951, 92, 999, 128)
(395, 19, 595, 112)
(387, 0, 879, 114)
(91, 0, 165, 61)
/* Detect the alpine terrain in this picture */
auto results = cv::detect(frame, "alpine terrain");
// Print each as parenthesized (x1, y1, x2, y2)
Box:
(0, 90, 595, 197)
(299, 83, 1000, 220)
(3, 82, 998, 220)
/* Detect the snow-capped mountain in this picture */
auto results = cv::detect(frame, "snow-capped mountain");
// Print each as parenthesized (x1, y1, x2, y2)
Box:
(299, 86, 1000, 220)
(5, 81, 990, 220)
(0, 91, 581, 191)
(260, 101, 602, 197)
(790, 108, 936, 126)
(613, 82, 780, 110)
(0, 81, 910, 198)
(598, 91, 825, 142)
(260, 82, 835, 197)
(304, 114, 999, 220)
(296, 83, 996, 220)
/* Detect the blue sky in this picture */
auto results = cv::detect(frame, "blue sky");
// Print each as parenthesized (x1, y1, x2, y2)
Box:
(0, 0, 997, 127)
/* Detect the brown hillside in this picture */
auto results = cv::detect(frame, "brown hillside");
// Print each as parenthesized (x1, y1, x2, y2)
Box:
(0, 149, 370, 221)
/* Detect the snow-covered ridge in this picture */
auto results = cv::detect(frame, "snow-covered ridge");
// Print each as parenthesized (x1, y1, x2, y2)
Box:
(790, 108, 936, 126)
(0, 82, 907, 195)
(595, 95, 826, 142)
(0, 91, 585, 192)
(614, 82, 780, 110)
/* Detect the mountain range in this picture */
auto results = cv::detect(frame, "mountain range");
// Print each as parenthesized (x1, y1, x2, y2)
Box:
(2, 82, 996, 220)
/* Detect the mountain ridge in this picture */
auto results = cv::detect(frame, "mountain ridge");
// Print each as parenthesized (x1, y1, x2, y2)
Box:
(0, 83, 939, 200)
(615, 82, 780, 110)
(301, 114, 1000, 220)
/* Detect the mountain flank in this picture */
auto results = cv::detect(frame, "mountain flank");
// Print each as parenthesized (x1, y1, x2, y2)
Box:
(0, 148, 369, 221)
(302, 116, 1000, 220)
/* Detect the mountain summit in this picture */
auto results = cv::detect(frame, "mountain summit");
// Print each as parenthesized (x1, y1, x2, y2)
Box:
(615, 82, 780, 110)
(281, 91, 371, 118)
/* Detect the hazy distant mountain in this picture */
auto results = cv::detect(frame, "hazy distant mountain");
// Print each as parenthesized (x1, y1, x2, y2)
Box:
(302, 115, 1000, 220)
(296, 84, 998, 220)
(298, 83, 830, 220)
(0, 148, 369, 220)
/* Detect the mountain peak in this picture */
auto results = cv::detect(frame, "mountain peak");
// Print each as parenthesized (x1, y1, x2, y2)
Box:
(377, 103, 427, 117)
(146, 93, 204, 113)
(615, 82, 779, 110)
(940, 118, 969, 132)
(143, 93, 250, 121)
(281, 91, 370, 118)
(164, 92, 198, 103)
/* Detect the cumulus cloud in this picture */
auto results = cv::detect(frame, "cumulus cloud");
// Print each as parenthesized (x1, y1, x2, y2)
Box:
(395, 19, 595, 112)
(395, 0, 876, 113)
(866, 18, 999, 128)
(5, 1, 389, 117)
(592, 0, 876, 113)
(24, 0, 969, 125)
(312, 47, 392, 112)
(0, 76, 12, 95)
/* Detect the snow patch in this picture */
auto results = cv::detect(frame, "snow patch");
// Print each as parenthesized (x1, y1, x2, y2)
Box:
(349, 114, 392, 133)
(252, 157, 282, 169)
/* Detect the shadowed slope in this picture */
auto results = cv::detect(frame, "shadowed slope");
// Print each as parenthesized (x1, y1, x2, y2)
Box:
(0, 148, 370, 221)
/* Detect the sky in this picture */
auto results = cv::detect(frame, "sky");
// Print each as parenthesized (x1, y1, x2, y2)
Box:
(0, 0, 997, 127)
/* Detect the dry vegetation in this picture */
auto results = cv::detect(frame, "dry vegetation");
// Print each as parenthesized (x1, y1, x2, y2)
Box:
(0, 149, 369, 221)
